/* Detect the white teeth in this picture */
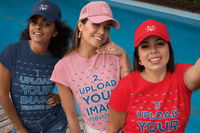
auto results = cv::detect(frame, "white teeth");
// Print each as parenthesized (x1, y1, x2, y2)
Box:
(34, 32, 42, 35)
(94, 36, 102, 40)
(149, 58, 161, 62)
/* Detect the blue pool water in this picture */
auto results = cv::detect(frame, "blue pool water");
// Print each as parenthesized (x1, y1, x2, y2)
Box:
(0, 0, 200, 132)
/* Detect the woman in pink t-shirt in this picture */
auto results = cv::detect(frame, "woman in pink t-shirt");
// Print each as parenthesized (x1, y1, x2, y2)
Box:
(107, 19, 200, 133)
(50, 1, 132, 133)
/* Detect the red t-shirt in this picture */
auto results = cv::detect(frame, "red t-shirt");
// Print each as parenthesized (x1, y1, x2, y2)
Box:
(109, 64, 192, 133)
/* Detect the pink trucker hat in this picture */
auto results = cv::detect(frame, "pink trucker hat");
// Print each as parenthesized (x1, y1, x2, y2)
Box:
(79, 1, 120, 29)
(134, 19, 171, 47)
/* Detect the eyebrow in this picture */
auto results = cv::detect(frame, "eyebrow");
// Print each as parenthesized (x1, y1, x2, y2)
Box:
(106, 24, 111, 26)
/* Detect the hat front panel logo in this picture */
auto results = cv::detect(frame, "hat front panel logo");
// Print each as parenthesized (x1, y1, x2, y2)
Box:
(39, 4, 49, 11)
(102, 7, 109, 14)
(145, 25, 156, 32)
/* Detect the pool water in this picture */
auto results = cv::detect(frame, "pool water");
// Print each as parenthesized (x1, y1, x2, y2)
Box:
(0, 0, 200, 132)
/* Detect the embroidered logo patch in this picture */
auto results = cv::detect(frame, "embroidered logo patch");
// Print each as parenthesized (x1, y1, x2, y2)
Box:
(145, 25, 156, 32)
(102, 7, 109, 14)
(39, 4, 49, 11)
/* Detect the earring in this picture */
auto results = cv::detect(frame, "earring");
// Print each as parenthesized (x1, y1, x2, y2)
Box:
(78, 32, 81, 38)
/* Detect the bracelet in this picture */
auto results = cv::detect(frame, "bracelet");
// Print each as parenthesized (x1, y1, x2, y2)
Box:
(123, 68, 133, 73)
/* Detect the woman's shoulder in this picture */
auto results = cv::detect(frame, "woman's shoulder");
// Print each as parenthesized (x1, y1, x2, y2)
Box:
(174, 63, 192, 73)
(119, 71, 139, 84)
(61, 51, 76, 60)
(113, 71, 140, 95)
(2, 41, 28, 53)
(175, 63, 192, 68)
(56, 51, 77, 65)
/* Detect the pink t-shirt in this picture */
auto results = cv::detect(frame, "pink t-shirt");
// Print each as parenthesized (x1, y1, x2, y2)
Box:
(51, 52, 122, 131)
(109, 64, 192, 133)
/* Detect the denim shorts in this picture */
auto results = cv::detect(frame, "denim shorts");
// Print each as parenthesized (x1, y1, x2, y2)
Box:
(12, 105, 67, 133)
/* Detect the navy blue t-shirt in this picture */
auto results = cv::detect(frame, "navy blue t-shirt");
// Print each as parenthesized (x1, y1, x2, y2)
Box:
(0, 40, 61, 120)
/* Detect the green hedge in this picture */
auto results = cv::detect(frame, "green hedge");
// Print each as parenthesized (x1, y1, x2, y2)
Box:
(186, 0, 200, 4)
(194, 0, 200, 4)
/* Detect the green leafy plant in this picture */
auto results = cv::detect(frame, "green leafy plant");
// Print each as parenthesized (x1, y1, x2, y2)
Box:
(194, 0, 200, 4)
(185, 0, 200, 4)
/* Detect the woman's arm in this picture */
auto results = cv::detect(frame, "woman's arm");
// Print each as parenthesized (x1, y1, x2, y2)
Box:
(56, 82, 81, 133)
(46, 92, 61, 106)
(0, 63, 28, 133)
(184, 58, 200, 91)
(119, 53, 133, 79)
(96, 37, 133, 79)
(107, 107, 127, 133)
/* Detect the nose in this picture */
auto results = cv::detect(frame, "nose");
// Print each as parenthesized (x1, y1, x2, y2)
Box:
(35, 23, 41, 30)
(97, 26, 105, 35)
(150, 45, 158, 54)
(36, 26, 41, 30)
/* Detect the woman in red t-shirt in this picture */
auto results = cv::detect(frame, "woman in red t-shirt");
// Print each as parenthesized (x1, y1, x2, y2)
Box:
(107, 19, 200, 133)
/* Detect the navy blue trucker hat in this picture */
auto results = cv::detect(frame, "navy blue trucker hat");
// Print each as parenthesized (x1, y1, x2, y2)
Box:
(28, 0, 61, 22)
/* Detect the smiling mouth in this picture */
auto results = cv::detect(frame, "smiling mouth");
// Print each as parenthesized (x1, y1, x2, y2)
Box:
(94, 36, 103, 41)
(33, 32, 43, 35)
(149, 58, 162, 62)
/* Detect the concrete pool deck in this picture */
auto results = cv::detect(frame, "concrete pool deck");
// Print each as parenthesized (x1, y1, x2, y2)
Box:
(110, 0, 200, 21)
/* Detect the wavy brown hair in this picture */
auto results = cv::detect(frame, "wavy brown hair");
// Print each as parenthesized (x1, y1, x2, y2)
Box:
(19, 18, 74, 58)
(64, 18, 88, 56)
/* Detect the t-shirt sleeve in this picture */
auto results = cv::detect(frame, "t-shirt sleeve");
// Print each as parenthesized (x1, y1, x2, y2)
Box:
(50, 59, 69, 87)
(109, 79, 129, 113)
(176, 63, 192, 92)
(0, 44, 15, 72)
(111, 55, 122, 68)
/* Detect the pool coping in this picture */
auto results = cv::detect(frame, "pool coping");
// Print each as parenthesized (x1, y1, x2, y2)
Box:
(109, 0, 200, 21)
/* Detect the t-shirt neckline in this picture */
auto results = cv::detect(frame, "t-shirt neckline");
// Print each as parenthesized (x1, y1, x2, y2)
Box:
(137, 71, 171, 86)
(26, 40, 51, 58)
(74, 51, 100, 63)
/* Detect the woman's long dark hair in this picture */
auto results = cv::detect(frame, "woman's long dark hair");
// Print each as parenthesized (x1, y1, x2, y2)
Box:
(19, 20, 74, 58)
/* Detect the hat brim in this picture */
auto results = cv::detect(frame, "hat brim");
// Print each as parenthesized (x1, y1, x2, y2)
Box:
(27, 12, 57, 23)
(135, 32, 171, 47)
(88, 15, 120, 29)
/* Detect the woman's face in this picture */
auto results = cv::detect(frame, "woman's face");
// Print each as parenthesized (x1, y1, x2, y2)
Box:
(78, 19, 111, 48)
(29, 15, 57, 45)
(138, 36, 170, 73)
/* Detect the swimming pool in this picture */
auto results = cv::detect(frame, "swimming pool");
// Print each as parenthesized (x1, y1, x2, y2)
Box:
(0, 0, 200, 132)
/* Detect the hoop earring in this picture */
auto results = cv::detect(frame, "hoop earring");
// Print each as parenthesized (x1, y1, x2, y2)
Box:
(78, 32, 81, 38)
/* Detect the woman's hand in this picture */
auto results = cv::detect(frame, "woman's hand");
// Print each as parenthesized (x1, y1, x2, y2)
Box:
(96, 37, 127, 57)
(96, 37, 133, 79)
(17, 127, 29, 133)
(46, 93, 61, 106)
